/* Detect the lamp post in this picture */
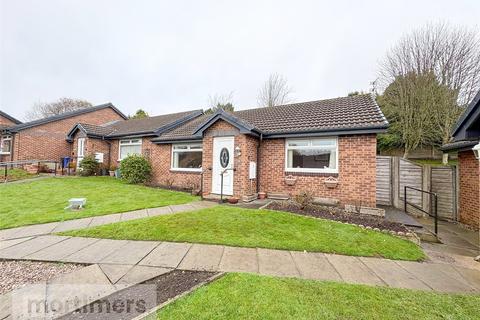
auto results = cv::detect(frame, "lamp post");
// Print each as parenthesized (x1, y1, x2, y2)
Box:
(473, 143, 480, 262)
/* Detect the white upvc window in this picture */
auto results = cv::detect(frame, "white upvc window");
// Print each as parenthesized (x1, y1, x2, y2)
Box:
(285, 137, 338, 173)
(0, 135, 12, 154)
(171, 143, 203, 172)
(119, 139, 142, 160)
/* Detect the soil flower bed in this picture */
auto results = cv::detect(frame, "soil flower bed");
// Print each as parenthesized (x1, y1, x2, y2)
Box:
(267, 200, 409, 233)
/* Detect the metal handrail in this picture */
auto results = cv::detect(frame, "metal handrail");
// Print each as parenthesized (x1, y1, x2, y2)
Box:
(404, 186, 438, 235)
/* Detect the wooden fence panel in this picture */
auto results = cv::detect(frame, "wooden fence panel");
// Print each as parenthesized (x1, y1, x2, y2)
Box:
(431, 167, 456, 220)
(399, 158, 423, 207)
(376, 156, 392, 205)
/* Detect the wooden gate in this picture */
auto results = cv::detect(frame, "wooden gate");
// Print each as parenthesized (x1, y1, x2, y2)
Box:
(376, 156, 392, 205)
(431, 167, 457, 220)
(376, 156, 458, 221)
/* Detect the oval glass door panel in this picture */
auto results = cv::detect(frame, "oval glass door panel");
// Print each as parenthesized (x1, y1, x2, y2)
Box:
(220, 148, 229, 168)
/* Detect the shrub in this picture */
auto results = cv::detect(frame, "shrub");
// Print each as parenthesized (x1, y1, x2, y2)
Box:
(119, 155, 152, 184)
(294, 191, 314, 210)
(78, 155, 99, 176)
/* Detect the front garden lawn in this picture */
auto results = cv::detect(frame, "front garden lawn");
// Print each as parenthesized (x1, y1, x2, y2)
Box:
(156, 273, 480, 320)
(0, 176, 197, 229)
(3, 168, 36, 182)
(61, 206, 424, 261)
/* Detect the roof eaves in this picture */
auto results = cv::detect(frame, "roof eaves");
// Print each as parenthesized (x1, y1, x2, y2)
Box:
(452, 90, 480, 136)
(0, 111, 22, 124)
(440, 139, 479, 152)
(263, 124, 389, 139)
(192, 110, 260, 136)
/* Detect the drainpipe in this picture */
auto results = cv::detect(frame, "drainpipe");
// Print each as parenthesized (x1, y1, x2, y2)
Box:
(256, 133, 263, 194)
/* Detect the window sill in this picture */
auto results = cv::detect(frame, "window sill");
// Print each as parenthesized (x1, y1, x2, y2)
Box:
(285, 171, 338, 177)
(170, 168, 202, 174)
(0, 152, 11, 155)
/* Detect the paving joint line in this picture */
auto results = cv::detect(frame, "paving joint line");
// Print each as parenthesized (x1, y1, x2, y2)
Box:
(324, 254, 344, 281)
(288, 251, 303, 277)
(60, 237, 103, 260)
(18, 236, 72, 259)
(393, 260, 435, 291)
(175, 243, 194, 269)
(357, 258, 389, 287)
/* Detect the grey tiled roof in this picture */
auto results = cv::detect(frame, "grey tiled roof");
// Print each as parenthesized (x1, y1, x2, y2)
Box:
(106, 110, 203, 137)
(233, 94, 388, 135)
(154, 94, 388, 142)
(77, 123, 116, 137)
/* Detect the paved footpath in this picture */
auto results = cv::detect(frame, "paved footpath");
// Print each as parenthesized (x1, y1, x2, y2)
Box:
(0, 200, 217, 241)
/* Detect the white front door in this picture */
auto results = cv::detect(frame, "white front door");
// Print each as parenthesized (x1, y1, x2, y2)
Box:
(77, 138, 85, 168)
(212, 136, 234, 195)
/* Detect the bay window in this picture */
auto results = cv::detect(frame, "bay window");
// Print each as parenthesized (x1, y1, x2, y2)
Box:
(285, 138, 338, 173)
(171, 143, 203, 171)
(0, 135, 12, 154)
(119, 139, 142, 160)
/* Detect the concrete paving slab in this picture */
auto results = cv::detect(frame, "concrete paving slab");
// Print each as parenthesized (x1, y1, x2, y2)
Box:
(117, 265, 171, 285)
(0, 228, 24, 241)
(360, 257, 432, 291)
(99, 264, 134, 284)
(6, 222, 59, 239)
(453, 266, 480, 291)
(62, 238, 129, 263)
(258, 248, 300, 277)
(0, 235, 69, 259)
(46, 265, 116, 318)
(219, 247, 258, 273)
(326, 254, 385, 286)
(0, 237, 33, 250)
(147, 206, 172, 217)
(51, 217, 93, 233)
(120, 209, 148, 222)
(25, 237, 99, 261)
(0, 292, 11, 320)
(100, 240, 159, 265)
(139, 242, 191, 268)
(290, 251, 341, 281)
(88, 213, 122, 227)
(178, 244, 224, 271)
(396, 261, 477, 293)
(170, 203, 196, 213)
(189, 201, 217, 210)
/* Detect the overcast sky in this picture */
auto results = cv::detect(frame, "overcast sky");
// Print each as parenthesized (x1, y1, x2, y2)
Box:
(1, 0, 479, 120)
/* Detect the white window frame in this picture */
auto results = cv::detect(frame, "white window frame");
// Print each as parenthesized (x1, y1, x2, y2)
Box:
(0, 135, 12, 154)
(171, 143, 203, 172)
(118, 138, 142, 161)
(285, 137, 339, 173)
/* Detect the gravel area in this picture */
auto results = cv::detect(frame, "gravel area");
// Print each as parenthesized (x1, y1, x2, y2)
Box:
(0, 260, 84, 295)
(267, 200, 409, 233)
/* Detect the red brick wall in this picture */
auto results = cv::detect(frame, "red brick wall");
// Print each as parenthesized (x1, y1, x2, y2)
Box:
(259, 135, 377, 207)
(12, 108, 124, 162)
(71, 131, 112, 169)
(107, 138, 201, 190)
(0, 114, 17, 126)
(458, 151, 480, 230)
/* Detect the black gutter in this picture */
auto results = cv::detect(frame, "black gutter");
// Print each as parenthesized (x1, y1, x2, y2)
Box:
(262, 126, 388, 139)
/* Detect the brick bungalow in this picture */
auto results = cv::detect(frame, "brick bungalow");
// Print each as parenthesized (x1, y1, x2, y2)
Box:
(442, 90, 480, 231)
(0, 111, 22, 162)
(67, 94, 388, 209)
(0, 103, 127, 164)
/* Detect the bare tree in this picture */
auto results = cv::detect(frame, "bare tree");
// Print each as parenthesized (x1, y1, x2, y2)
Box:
(379, 22, 480, 106)
(257, 73, 293, 107)
(378, 22, 480, 159)
(205, 92, 235, 114)
(26, 98, 93, 120)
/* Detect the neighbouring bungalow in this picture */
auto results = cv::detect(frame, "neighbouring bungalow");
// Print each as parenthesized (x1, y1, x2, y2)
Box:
(0, 103, 127, 164)
(442, 90, 480, 231)
(67, 94, 388, 209)
(0, 110, 22, 162)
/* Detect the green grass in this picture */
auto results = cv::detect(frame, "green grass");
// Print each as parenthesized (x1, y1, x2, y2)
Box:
(4, 168, 36, 182)
(156, 273, 480, 320)
(61, 206, 424, 261)
(0, 176, 197, 229)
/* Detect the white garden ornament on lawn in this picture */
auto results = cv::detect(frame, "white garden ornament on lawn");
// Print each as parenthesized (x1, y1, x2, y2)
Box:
(66, 198, 87, 210)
